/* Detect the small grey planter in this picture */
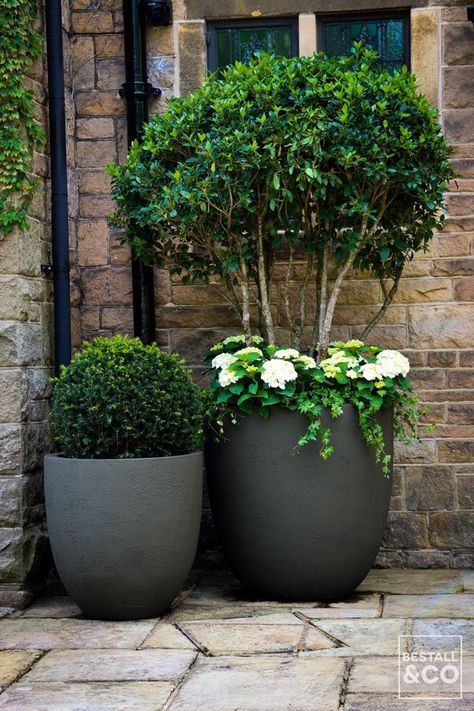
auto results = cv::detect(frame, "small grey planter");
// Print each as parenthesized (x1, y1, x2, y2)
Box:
(44, 452, 203, 620)
(206, 405, 392, 601)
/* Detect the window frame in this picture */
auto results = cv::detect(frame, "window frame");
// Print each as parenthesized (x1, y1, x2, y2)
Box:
(207, 17, 299, 73)
(317, 9, 411, 69)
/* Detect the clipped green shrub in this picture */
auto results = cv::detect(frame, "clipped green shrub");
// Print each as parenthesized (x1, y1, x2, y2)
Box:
(51, 336, 205, 459)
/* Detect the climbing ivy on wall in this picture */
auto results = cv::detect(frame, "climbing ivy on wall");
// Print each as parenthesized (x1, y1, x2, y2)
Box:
(0, 0, 45, 235)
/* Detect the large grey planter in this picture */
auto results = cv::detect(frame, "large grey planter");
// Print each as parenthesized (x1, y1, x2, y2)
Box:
(44, 452, 203, 620)
(206, 405, 392, 601)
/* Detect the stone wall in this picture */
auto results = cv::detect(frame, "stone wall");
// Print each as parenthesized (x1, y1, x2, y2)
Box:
(0, 5, 54, 606)
(23, 0, 474, 576)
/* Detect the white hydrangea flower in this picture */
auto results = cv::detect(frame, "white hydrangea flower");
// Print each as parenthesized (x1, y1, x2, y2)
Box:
(360, 362, 385, 381)
(274, 348, 300, 360)
(346, 368, 359, 379)
(376, 350, 410, 378)
(211, 352, 237, 370)
(261, 359, 298, 389)
(223, 334, 246, 345)
(235, 347, 263, 357)
(218, 367, 240, 387)
(298, 355, 317, 370)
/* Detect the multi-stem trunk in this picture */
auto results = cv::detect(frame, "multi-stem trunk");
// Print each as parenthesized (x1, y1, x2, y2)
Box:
(256, 217, 275, 344)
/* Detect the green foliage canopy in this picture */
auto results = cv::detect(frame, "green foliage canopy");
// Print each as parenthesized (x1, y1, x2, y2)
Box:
(51, 336, 205, 459)
(0, 0, 45, 234)
(109, 47, 453, 354)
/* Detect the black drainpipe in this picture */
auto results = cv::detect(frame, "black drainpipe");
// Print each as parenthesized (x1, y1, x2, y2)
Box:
(121, 0, 162, 344)
(45, 0, 71, 374)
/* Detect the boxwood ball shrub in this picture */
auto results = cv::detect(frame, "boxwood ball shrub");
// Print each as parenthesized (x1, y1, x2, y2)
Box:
(51, 336, 205, 459)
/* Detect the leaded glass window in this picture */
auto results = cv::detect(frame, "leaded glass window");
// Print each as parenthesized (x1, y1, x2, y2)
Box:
(207, 19, 298, 74)
(319, 13, 410, 71)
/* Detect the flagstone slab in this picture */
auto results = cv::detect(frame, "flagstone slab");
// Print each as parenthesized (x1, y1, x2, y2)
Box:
(461, 571, 474, 593)
(412, 618, 474, 654)
(357, 570, 463, 595)
(141, 623, 197, 650)
(0, 651, 42, 688)
(0, 681, 174, 710)
(25, 648, 197, 682)
(20, 597, 82, 619)
(178, 621, 334, 655)
(348, 656, 474, 694)
(166, 603, 298, 624)
(0, 618, 157, 650)
(383, 594, 474, 619)
(345, 694, 474, 710)
(167, 655, 345, 711)
(295, 593, 381, 619)
(304, 619, 410, 656)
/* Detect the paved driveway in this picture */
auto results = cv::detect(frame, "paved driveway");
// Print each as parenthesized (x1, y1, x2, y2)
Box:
(0, 568, 472, 710)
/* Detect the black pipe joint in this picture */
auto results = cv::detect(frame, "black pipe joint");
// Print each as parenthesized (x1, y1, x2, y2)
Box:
(120, 81, 162, 100)
(145, 0, 172, 26)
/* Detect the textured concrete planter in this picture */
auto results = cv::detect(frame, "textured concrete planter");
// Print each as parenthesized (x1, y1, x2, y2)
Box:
(44, 452, 203, 620)
(206, 406, 392, 601)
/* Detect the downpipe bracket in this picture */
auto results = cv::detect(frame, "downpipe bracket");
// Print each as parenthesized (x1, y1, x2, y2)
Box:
(119, 81, 162, 100)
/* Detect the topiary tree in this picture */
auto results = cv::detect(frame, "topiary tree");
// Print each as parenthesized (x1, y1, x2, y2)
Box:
(51, 336, 205, 458)
(109, 46, 453, 359)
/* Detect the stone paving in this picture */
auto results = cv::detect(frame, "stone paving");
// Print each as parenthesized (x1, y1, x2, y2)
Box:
(0, 568, 472, 710)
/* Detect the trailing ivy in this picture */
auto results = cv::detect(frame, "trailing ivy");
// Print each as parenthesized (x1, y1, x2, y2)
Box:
(0, 0, 45, 234)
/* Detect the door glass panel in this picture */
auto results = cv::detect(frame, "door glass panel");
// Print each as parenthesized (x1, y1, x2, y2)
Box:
(322, 17, 407, 71)
(215, 26, 293, 73)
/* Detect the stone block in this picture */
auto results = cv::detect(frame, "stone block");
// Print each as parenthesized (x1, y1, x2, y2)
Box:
(81, 266, 133, 306)
(458, 475, 474, 509)
(409, 368, 446, 390)
(393, 277, 452, 303)
(148, 56, 175, 90)
(0, 478, 24, 526)
(0, 682, 174, 710)
(433, 257, 474, 276)
(0, 528, 24, 583)
(443, 66, 474, 109)
(0, 426, 21, 475)
(77, 220, 109, 266)
(100, 307, 133, 330)
(427, 350, 457, 367)
(394, 439, 435, 464)
(0, 370, 24, 423)
(96, 59, 125, 91)
(79, 170, 112, 194)
(405, 466, 456, 511)
(411, 9, 439, 108)
(443, 22, 474, 66)
(0, 650, 41, 687)
(383, 512, 429, 549)
(76, 140, 117, 169)
(405, 549, 454, 568)
(177, 21, 206, 96)
(95, 34, 124, 57)
(444, 109, 474, 144)
(76, 118, 115, 140)
(408, 304, 474, 348)
(447, 369, 474, 388)
(168, 655, 344, 711)
(76, 92, 124, 117)
(147, 26, 174, 56)
(430, 511, 474, 548)
(79, 195, 115, 219)
(335, 280, 380, 305)
(71, 11, 113, 33)
(455, 277, 474, 300)
(156, 305, 241, 329)
(460, 351, 474, 366)
(438, 440, 474, 463)
(298, 14, 317, 57)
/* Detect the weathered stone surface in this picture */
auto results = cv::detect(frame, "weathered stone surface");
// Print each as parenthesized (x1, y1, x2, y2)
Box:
(438, 440, 474, 463)
(408, 305, 474, 348)
(148, 57, 175, 90)
(26, 648, 196, 682)
(294, 594, 381, 620)
(141, 623, 197, 650)
(383, 593, 474, 619)
(170, 328, 232, 364)
(346, 695, 474, 710)
(357, 569, 463, 595)
(383, 512, 429, 550)
(0, 528, 24, 583)
(96, 59, 125, 91)
(412, 618, 474, 654)
(168, 655, 344, 711)
(443, 22, 474, 66)
(405, 466, 456, 511)
(178, 620, 333, 655)
(21, 597, 81, 619)
(410, 9, 439, 108)
(444, 109, 474, 144)
(0, 650, 41, 687)
(0, 681, 174, 710)
(393, 277, 452, 303)
(76, 92, 124, 117)
(177, 21, 206, 96)
(0, 478, 23, 526)
(95, 34, 124, 57)
(76, 140, 117, 169)
(444, 66, 474, 109)
(462, 571, 474, 592)
(306, 619, 408, 656)
(429, 512, 474, 549)
(148, 26, 174, 56)
(72, 11, 114, 33)
(0, 618, 157, 649)
(458, 476, 474, 508)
